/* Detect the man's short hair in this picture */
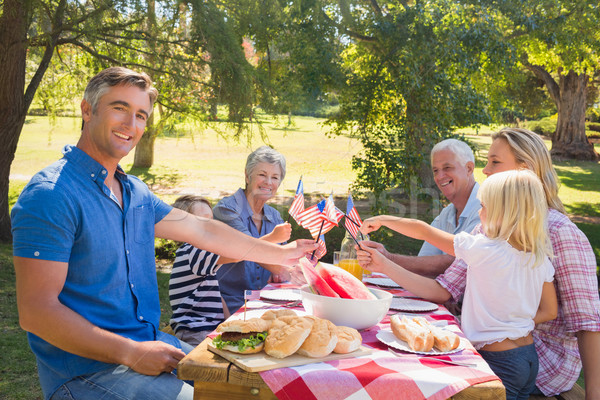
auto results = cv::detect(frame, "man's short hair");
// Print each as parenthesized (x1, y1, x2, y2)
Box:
(83, 67, 158, 114)
(430, 138, 474, 166)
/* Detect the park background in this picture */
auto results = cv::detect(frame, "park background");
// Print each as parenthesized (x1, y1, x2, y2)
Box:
(2, 1, 600, 398)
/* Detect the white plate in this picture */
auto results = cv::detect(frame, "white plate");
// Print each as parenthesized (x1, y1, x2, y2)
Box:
(377, 330, 465, 355)
(259, 289, 302, 302)
(364, 277, 402, 288)
(390, 298, 438, 312)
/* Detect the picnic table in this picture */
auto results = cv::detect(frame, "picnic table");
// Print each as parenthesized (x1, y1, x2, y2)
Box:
(177, 280, 506, 400)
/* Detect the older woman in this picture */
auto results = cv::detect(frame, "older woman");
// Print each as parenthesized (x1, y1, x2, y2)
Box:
(213, 146, 292, 313)
(358, 128, 600, 398)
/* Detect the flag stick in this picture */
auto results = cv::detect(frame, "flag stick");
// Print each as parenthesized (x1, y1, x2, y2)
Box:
(287, 175, 303, 223)
(341, 222, 364, 251)
(344, 214, 365, 240)
(310, 220, 325, 260)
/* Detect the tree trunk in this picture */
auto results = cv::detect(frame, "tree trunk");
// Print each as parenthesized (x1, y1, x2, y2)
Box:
(133, 114, 157, 168)
(552, 71, 599, 161)
(0, 0, 28, 242)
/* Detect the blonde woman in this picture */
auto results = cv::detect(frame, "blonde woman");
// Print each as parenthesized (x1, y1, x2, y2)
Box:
(478, 128, 600, 398)
(358, 170, 557, 400)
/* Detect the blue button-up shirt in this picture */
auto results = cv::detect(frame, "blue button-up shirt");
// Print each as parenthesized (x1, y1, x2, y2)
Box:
(213, 188, 284, 312)
(11, 145, 178, 399)
(418, 182, 481, 256)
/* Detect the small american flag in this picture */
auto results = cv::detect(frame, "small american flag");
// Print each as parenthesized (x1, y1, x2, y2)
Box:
(324, 194, 344, 225)
(313, 235, 327, 260)
(345, 194, 363, 239)
(298, 200, 336, 238)
(288, 179, 304, 223)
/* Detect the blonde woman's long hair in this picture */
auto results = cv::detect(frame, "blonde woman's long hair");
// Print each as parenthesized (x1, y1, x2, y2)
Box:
(492, 128, 566, 215)
(479, 170, 553, 268)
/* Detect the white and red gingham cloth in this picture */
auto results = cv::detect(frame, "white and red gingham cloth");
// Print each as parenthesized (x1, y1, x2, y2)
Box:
(221, 281, 501, 400)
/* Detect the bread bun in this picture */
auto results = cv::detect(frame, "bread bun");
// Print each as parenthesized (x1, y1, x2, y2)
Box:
(216, 317, 271, 333)
(297, 317, 338, 358)
(412, 317, 460, 352)
(261, 309, 297, 321)
(221, 342, 265, 354)
(265, 315, 314, 359)
(390, 315, 434, 352)
(333, 326, 362, 354)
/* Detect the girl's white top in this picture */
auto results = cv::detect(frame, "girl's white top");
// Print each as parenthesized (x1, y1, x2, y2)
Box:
(454, 232, 555, 349)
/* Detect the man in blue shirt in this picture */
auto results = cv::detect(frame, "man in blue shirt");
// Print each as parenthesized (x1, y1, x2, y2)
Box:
(11, 67, 316, 400)
(361, 139, 480, 278)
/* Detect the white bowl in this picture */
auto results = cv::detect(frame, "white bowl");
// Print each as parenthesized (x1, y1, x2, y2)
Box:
(300, 285, 393, 330)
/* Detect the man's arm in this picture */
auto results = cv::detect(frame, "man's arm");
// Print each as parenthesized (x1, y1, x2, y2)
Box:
(155, 209, 316, 268)
(359, 240, 455, 277)
(14, 257, 185, 375)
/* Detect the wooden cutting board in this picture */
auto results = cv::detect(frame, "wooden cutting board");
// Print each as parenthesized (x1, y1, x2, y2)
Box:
(207, 342, 372, 372)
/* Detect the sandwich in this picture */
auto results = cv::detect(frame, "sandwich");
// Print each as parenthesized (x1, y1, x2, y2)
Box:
(212, 317, 271, 354)
(297, 316, 338, 358)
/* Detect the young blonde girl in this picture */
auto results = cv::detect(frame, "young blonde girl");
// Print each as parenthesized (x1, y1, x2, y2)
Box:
(358, 170, 557, 400)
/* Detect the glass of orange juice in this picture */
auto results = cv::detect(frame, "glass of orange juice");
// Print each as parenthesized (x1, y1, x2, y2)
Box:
(338, 259, 363, 281)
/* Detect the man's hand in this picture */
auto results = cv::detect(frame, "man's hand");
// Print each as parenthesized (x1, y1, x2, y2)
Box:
(356, 240, 391, 260)
(360, 217, 383, 235)
(124, 341, 186, 376)
(280, 239, 318, 266)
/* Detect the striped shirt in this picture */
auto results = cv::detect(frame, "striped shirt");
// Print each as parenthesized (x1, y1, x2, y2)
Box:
(437, 209, 600, 396)
(169, 243, 225, 333)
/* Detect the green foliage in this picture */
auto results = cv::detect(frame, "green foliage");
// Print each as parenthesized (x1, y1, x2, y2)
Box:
(525, 116, 557, 136)
(325, 1, 506, 210)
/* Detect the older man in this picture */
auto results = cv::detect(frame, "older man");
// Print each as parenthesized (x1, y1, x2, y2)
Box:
(362, 139, 480, 277)
(11, 67, 316, 400)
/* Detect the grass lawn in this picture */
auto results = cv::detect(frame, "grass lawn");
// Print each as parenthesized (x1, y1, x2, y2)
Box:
(3, 117, 597, 397)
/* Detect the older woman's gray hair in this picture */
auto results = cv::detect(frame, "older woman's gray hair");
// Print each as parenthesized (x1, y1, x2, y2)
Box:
(245, 145, 287, 182)
(430, 138, 474, 166)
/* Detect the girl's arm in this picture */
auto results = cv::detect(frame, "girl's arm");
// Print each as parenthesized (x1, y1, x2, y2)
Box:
(357, 243, 452, 303)
(533, 281, 558, 325)
(361, 216, 456, 256)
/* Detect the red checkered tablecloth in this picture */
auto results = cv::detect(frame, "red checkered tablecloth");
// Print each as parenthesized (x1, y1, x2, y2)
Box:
(222, 281, 501, 400)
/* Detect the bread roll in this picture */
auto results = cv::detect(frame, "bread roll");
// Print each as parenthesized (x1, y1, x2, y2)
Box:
(265, 315, 314, 358)
(390, 315, 434, 352)
(297, 317, 338, 358)
(412, 317, 460, 352)
(333, 326, 362, 354)
(261, 309, 297, 321)
(216, 317, 271, 333)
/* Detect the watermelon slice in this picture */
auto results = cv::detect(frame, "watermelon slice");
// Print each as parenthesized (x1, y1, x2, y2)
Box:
(315, 262, 377, 300)
(299, 258, 340, 298)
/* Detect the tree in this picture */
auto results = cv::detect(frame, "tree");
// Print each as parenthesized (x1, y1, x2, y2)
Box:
(313, 1, 507, 208)
(0, 0, 259, 242)
(485, 0, 600, 160)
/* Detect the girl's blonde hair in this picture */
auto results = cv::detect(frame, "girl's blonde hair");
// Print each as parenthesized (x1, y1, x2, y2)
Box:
(492, 128, 566, 215)
(479, 169, 553, 268)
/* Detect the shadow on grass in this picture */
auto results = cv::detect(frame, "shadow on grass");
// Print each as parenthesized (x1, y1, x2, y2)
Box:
(566, 203, 600, 218)
(554, 160, 600, 192)
(126, 166, 181, 191)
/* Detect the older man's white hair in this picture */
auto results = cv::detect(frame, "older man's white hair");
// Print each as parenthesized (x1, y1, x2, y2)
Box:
(430, 138, 474, 166)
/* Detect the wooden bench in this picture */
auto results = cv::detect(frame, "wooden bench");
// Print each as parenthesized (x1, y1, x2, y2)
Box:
(529, 383, 585, 400)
